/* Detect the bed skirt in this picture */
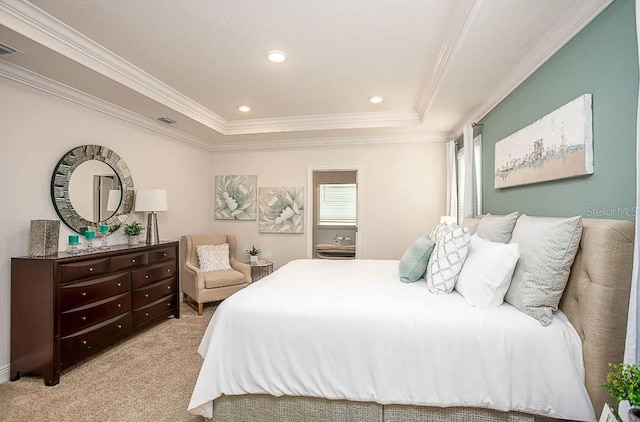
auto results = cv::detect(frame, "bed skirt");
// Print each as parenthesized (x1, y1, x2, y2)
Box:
(211, 395, 535, 422)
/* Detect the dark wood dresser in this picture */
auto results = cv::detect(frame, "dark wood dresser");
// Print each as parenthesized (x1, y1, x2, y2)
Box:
(10, 241, 180, 386)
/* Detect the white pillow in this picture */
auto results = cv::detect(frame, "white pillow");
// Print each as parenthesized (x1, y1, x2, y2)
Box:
(456, 235, 520, 309)
(196, 243, 232, 272)
(425, 225, 470, 294)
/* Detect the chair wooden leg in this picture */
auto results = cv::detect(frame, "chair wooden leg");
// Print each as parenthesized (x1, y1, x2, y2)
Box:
(184, 294, 204, 316)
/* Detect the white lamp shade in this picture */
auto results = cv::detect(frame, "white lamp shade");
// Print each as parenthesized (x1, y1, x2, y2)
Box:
(135, 189, 168, 212)
(106, 189, 122, 212)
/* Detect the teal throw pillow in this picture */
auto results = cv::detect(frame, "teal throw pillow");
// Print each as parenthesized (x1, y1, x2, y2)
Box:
(399, 235, 436, 283)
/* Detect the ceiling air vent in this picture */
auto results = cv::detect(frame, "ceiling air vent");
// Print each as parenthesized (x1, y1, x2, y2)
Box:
(156, 116, 177, 125)
(0, 42, 22, 56)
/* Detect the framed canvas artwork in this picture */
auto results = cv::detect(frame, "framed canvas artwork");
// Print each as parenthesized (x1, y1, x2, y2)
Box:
(494, 94, 593, 189)
(258, 187, 304, 233)
(214, 175, 257, 220)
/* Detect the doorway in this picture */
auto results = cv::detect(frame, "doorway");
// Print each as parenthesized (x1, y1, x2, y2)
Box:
(307, 167, 361, 259)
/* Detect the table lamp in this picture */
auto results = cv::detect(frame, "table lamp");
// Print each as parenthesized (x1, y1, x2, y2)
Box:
(134, 189, 168, 245)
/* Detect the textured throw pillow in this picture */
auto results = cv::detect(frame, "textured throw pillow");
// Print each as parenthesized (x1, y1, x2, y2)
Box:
(505, 215, 583, 326)
(476, 212, 519, 244)
(196, 243, 232, 272)
(399, 235, 436, 283)
(425, 225, 471, 294)
(456, 235, 520, 309)
(430, 222, 454, 243)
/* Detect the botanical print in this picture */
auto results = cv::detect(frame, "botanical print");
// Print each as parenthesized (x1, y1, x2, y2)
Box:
(258, 187, 304, 233)
(494, 94, 593, 189)
(214, 175, 257, 220)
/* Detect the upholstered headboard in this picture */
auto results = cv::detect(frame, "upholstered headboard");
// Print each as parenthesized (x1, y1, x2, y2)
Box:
(464, 216, 635, 414)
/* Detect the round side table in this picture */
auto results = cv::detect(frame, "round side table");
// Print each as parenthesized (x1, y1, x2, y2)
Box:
(246, 260, 273, 282)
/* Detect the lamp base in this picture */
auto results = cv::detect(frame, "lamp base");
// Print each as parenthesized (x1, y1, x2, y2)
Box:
(146, 212, 160, 244)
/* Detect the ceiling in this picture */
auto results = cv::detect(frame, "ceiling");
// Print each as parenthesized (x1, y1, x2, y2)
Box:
(0, 0, 613, 151)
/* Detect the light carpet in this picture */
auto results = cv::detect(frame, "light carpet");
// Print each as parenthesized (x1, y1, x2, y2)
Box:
(0, 303, 215, 422)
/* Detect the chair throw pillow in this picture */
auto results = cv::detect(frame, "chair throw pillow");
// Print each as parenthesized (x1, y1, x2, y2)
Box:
(476, 212, 519, 244)
(425, 225, 471, 294)
(505, 215, 583, 326)
(456, 235, 520, 309)
(399, 235, 436, 283)
(196, 243, 232, 272)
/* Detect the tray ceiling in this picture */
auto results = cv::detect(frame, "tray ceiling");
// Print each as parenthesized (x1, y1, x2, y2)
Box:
(0, 0, 613, 150)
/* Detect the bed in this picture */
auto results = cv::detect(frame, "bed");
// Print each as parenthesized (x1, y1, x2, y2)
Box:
(188, 217, 635, 422)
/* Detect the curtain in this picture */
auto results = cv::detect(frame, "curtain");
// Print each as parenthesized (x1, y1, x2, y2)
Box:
(621, 2, 640, 420)
(445, 140, 458, 220)
(463, 124, 478, 219)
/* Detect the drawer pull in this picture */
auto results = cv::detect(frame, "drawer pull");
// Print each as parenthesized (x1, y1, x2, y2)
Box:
(167, 269, 171, 273)
(82, 340, 87, 345)
(81, 316, 87, 321)
(131, 259, 136, 263)
(145, 312, 149, 316)
(117, 283, 122, 287)
(81, 292, 87, 297)
(163, 253, 167, 257)
(167, 286, 171, 290)
(88, 267, 93, 272)
(145, 275, 149, 279)
(145, 294, 149, 298)
(117, 324, 122, 329)
(117, 303, 122, 308)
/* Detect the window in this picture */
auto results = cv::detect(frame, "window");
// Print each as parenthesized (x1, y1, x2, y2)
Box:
(318, 183, 357, 225)
(456, 135, 482, 223)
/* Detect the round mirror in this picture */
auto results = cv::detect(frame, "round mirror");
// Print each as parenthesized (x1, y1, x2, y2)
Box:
(51, 145, 134, 234)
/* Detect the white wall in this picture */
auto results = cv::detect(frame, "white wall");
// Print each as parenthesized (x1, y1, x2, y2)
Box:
(209, 144, 446, 269)
(0, 78, 214, 381)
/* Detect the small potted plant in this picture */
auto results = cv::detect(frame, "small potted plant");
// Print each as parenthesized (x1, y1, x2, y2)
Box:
(245, 245, 261, 264)
(603, 362, 640, 421)
(123, 221, 143, 246)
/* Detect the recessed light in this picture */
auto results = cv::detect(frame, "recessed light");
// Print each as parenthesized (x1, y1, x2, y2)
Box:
(238, 105, 252, 112)
(267, 50, 287, 63)
(369, 95, 384, 104)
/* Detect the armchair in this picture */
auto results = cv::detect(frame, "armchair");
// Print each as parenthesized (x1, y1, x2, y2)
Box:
(180, 234, 252, 315)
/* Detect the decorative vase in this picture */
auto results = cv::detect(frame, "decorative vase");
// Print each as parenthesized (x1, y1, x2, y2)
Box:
(250, 255, 258, 264)
(128, 236, 139, 246)
(630, 408, 640, 422)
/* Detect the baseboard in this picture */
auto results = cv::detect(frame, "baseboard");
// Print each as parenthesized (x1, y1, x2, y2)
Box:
(0, 363, 9, 384)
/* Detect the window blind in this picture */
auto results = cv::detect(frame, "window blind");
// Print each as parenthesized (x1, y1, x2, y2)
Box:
(318, 183, 356, 225)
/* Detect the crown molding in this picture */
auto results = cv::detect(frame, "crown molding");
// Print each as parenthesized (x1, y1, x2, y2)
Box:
(450, 0, 614, 137)
(208, 133, 449, 152)
(0, 60, 213, 151)
(1, 60, 447, 152)
(223, 110, 422, 135)
(0, 0, 425, 135)
(416, 0, 483, 120)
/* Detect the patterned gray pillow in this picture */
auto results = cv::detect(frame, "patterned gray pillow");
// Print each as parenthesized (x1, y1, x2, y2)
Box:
(505, 215, 583, 326)
(476, 212, 519, 243)
(196, 243, 232, 272)
(425, 225, 471, 294)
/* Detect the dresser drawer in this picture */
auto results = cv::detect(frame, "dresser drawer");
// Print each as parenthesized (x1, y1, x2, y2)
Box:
(132, 294, 175, 327)
(59, 257, 111, 283)
(61, 312, 132, 367)
(60, 272, 131, 310)
(148, 246, 176, 264)
(61, 292, 131, 337)
(110, 251, 148, 272)
(132, 277, 176, 308)
(131, 261, 177, 289)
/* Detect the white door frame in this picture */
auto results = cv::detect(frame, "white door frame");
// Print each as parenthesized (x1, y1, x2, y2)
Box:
(306, 165, 363, 259)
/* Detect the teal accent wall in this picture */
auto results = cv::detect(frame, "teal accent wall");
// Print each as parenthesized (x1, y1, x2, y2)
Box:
(480, 0, 638, 221)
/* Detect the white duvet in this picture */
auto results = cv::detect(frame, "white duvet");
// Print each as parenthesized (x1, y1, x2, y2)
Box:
(188, 259, 596, 421)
